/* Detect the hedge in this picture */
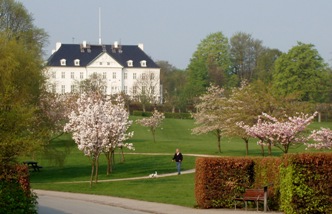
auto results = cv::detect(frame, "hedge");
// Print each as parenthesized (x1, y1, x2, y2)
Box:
(279, 153, 332, 214)
(195, 153, 332, 212)
(0, 165, 37, 214)
(195, 157, 254, 208)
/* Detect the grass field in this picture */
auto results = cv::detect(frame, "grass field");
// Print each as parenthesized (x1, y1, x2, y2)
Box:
(29, 117, 332, 207)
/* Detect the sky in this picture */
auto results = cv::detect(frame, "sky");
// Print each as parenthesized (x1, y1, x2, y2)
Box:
(18, 0, 332, 69)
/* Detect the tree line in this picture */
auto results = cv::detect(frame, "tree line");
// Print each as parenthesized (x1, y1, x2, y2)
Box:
(158, 32, 332, 113)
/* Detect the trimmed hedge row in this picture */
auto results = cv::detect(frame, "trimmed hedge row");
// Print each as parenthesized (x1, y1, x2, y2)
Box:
(132, 110, 191, 119)
(195, 157, 254, 208)
(280, 153, 332, 214)
(195, 153, 332, 213)
(0, 165, 37, 214)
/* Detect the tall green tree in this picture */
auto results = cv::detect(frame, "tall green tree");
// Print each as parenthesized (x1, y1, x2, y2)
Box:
(184, 32, 231, 106)
(157, 60, 186, 112)
(230, 32, 264, 83)
(272, 42, 330, 103)
(254, 48, 282, 83)
(0, 0, 48, 164)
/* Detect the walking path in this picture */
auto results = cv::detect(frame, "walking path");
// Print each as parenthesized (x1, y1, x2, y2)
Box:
(35, 152, 283, 213)
(36, 189, 282, 214)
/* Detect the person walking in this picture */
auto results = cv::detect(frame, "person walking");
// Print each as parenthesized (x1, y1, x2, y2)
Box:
(172, 148, 183, 175)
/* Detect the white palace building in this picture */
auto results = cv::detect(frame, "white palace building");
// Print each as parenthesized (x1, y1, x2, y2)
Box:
(45, 41, 161, 103)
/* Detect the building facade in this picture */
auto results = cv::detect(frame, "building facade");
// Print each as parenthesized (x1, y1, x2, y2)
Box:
(46, 41, 161, 103)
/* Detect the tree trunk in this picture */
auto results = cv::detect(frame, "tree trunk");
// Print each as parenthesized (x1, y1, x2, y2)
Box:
(90, 160, 95, 188)
(217, 134, 221, 153)
(120, 147, 125, 163)
(261, 145, 265, 156)
(106, 152, 111, 176)
(151, 128, 156, 143)
(243, 138, 249, 156)
(95, 156, 99, 183)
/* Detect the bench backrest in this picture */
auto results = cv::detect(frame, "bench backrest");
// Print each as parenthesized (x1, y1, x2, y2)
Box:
(243, 189, 264, 198)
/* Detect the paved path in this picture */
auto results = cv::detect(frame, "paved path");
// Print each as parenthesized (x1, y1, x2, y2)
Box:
(37, 190, 283, 214)
(35, 152, 283, 213)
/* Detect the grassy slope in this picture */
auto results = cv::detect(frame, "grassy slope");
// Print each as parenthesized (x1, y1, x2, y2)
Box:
(29, 117, 332, 207)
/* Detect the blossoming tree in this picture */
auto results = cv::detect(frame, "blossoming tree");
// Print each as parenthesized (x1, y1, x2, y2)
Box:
(238, 112, 318, 154)
(64, 92, 134, 186)
(103, 96, 134, 175)
(136, 109, 164, 143)
(191, 84, 226, 153)
(306, 128, 332, 150)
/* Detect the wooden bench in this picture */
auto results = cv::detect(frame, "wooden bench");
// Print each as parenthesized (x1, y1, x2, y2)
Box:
(234, 189, 266, 211)
(23, 161, 43, 172)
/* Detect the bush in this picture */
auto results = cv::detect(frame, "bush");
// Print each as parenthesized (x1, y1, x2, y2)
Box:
(0, 165, 37, 214)
(280, 153, 332, 214)
(253, 157, 281, 210)
(195, 157, 254, 208)
(195, 154, 332, 212)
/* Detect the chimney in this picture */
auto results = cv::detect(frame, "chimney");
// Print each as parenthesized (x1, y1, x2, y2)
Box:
(55, 42, 62, 51)
(138, 43, 144, 50)
(83, 40, 87, 48)
(114, 41, 118, 49)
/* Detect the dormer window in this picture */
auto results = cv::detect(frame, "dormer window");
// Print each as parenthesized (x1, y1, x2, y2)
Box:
(140, 60, 146, 67)
(127, 60, 133, 67)
(60, 59, 66, 66)
(74, 59, 80, 66)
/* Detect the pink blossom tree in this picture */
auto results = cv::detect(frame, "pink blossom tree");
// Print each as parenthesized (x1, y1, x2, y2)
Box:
(64, 92, 134, 186)
(238, 112, 318, 154)
(136, 109, 164, 143)
(306, 128, 332, 150)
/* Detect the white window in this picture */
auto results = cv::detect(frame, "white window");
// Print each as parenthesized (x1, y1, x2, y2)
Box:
(103, 72, 107, 79)
(71, 72, 74, 79)
(80, 72, 83, 79)
(107, 62, 110, 66)
(61, 72, 65, 79)
(51, 71, 56, 78)
(150, 86, 155, 94)
(74, 59, 80, 66)
(150, 73, 155, 80)
(140, 60, 146, 67)
(60, 59, 66, 66)
(112, 72, 116, 79)
(133, 73, 137, 79)
(99, 62, 103, 66)
(124, 72, 128, 80)
(71, 85, 75, 92)
(127, 60, 133, 67)
(61, 85, 65, 94)
(133, 86, 137, 94)
(124, 86, 128, 94)
(103, 86, 107, 94)
(141, 73, 146, 80)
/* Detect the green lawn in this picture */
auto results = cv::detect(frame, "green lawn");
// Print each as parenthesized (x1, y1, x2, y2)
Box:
(28, 117, 332, 207)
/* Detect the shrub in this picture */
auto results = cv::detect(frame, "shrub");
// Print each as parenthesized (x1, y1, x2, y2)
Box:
(0, 165, 37, 214)
(253, 157, 281, 210)
(280, 153, 332, 214)
(195, 157, 254, 208)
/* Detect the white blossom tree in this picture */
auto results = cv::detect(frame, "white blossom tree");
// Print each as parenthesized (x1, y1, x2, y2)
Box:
(64, 92, 134, 186)
(136, 109, 164, 143)
(238, 112, 318, 154)
(306, 128, 332, 150)
(191, 84, 226, 153)
(103, 96, 134, 175)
